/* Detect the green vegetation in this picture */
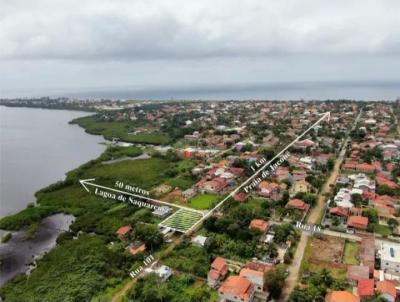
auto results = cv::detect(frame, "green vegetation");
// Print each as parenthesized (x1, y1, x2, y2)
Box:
(0, 147, 197, 301)
(24, 222, 39, 240)
(373, 224, 392, 237)
(289, 269, 348, 302)
(0, 206, 58, 230)
(265, 266, 287, 299)
(204, 232, 260, 261)
(127, 273, 217, 302)
(102, 145, 143, 159)
(161, 240, 210, 278)
(134, 223, 164, 251)
(71, 115, 170, 145)
(343, 241, 360, 265)
(190, 194, 219, 209)
(1, 232, 12, 243)
(0, 235, 132, 302)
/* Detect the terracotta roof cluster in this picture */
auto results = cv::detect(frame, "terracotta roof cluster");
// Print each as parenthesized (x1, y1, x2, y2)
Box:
(376, 175, 399, 189)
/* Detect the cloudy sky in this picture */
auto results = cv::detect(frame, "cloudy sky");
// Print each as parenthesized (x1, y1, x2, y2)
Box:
(0, 0, 399, 99)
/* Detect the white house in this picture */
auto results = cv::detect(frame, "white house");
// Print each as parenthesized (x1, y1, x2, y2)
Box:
(192, 235, 208, 247)
(334, 188, 354, 208)
(380, 242, 400, 273)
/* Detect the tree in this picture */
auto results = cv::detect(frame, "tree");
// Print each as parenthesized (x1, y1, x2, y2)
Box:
(274, 224, 294, 244)
(186, 287, 211, 302)
(388, 218, 399, 229)
(327, 159, 335, 171)
(260, 148, 276, 160)
(265, 268, 286, 299)
(377, 185, 400, 197)
(130, 274, 168, 302)
(362, 208, 378, 224)
(351, 193, 363, 207)
(134, 223, 164, 250)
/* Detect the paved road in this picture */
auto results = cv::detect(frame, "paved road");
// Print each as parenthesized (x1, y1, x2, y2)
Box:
(279, 110, 362, 301)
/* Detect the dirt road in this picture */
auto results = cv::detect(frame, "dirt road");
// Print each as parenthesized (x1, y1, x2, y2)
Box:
(111, 236, 183, 302)
(279, 110, 362, 301)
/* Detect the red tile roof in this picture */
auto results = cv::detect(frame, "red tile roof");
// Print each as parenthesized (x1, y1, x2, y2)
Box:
(330, 207, 349, 217)
(249, 219, 269, 233)
(211, 257, 227, 272)
(356, 163, 375, 173)
(325, 291, 360, 302)
(116, 225, 132, 236)
(239, 268, 264, 278)
(376, 280, 397, 298)
(259, 181, 279, 191)
(218, 276, 254, 301)
(357, 279, 374, 297)
(376, 176, 399, 189)
(286, 199, 309, 211)
(347, 216, 368, 230)
(233, 192, 249, 202)
(208, 269, 220, 280)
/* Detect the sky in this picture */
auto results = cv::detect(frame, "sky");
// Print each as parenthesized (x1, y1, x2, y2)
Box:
(0, 0, 399, 99)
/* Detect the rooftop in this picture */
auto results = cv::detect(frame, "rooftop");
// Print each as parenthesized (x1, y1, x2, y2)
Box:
(381, 241, 400, 263)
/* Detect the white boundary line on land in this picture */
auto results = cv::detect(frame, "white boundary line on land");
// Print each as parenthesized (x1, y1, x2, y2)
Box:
(79, 112, 330, 234)
(79, 179, 204, 214)
(185, 111, 331, 234)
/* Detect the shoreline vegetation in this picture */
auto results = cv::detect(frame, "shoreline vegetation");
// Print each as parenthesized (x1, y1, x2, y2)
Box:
(0, 112, 200, 300)
(70, 115, 171, 145)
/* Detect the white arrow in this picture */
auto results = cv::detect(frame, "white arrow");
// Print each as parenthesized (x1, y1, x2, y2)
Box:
(78, 178, 204, 214)
(186, 111, 331, 234)
(79, 178, 96, 192)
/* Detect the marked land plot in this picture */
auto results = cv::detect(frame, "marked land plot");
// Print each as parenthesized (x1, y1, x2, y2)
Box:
(159, 209, 204, 233)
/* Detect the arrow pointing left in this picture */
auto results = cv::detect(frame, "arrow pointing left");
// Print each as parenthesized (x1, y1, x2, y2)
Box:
(79, 178, 96, 192)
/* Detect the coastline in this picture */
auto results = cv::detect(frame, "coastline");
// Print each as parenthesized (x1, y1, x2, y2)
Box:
(0, 106, 106, 218)
(0, 107, 109, 287)
(0, 214, 75, 286)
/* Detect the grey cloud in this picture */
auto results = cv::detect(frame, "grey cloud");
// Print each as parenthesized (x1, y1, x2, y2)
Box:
(1, 0, 400, 61)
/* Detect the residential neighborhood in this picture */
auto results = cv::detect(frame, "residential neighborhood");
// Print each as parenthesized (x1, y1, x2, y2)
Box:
(2, 99, 400, 302)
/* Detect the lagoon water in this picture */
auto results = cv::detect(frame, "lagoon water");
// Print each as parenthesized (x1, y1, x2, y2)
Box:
(0, 106, 105, 217)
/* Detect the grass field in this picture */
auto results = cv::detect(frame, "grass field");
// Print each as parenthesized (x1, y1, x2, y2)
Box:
(0, 148, 201, 301)
(189, 194, 219, 209)
(374, 224, 392, 237)
(343, 241, 360, 265)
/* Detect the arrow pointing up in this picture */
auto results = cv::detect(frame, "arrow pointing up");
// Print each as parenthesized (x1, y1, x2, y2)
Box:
(79, 178, 96, 192)
(324, 111, 331, 122)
